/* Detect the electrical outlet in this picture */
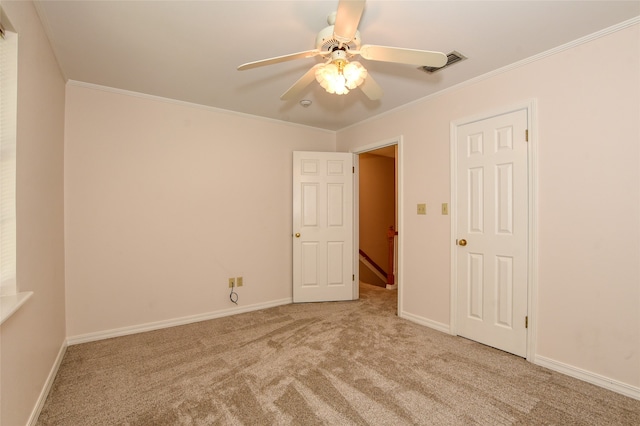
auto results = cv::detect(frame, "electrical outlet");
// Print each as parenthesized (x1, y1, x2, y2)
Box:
(236, 276, 243, 287)
(441, 203, 449, 215)
(228, 277, 235, 288)
(417, 203, 426, 215)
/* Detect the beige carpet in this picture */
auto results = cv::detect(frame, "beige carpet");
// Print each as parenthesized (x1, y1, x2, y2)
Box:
(38, 283, 639, 425)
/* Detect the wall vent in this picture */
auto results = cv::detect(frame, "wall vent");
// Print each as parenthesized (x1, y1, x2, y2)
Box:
(418, 51, 466, 73)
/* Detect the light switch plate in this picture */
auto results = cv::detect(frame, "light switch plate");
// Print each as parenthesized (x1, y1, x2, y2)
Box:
(417, 203, 426, 215)
(441, 203, 448, 215)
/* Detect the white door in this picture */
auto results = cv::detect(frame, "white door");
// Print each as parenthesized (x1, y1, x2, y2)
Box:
(293, 151, 355, 303)
(455, 109, 528, 357)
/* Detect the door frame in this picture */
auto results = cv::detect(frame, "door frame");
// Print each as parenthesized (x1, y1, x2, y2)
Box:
(351, 136, 403, 312)
(449, 100, 538, 361)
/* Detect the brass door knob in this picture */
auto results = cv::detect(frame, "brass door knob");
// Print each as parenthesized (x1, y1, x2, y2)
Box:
(458, 239, 467, 246)
(295, 233, 301, 238)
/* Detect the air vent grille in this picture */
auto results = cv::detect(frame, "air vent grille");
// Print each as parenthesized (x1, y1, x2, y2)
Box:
(419, 51, 466, 73)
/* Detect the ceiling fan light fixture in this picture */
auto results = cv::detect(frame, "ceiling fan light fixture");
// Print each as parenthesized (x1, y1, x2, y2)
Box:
(239, 0, 446, 102)
(343, 61, 367, 89)
(315, 59, 367, 95)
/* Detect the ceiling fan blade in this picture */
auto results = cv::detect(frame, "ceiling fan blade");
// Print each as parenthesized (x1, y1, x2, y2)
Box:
(333, 0, 366, 44)
(359, 73, 383, 101)
(280, 64, 324, 101)
(238, 50, 322, 71)
(359, 45, 447, 67)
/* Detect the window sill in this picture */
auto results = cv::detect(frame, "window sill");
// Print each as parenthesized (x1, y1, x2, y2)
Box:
(0, 292, 34, 325)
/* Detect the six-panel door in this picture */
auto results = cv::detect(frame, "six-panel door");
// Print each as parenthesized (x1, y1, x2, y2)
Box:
(293, 152, 354, 303)
(455, 109, 529, 357)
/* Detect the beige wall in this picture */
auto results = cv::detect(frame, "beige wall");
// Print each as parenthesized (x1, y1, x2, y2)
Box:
(337, 24, 640, 388)
(359, 153, 395, 273)
(64, 84, 335, 338)
(0, 1, 67, 425)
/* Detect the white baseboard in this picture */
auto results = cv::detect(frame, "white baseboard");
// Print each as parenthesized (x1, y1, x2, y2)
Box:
(534, 355, 640, 400)
(398, 313, 639, 400)
(400, 311, 451, 335)
(28, 340, 67, 426)
(385, 283, 397, 290)
(67, 298, 292, 346)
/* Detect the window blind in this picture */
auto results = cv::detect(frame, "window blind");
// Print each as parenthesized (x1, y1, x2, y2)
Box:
(1, 24, 18, 296)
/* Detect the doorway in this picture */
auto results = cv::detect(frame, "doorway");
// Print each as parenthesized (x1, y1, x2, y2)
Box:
(353, 138, 401, 311)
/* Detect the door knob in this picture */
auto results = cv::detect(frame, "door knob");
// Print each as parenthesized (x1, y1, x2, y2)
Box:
(295, 233, 301, 238)
(458, 239, 467, 246)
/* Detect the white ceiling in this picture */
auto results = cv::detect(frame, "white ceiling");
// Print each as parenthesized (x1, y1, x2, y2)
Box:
(33, 1, 639, 131)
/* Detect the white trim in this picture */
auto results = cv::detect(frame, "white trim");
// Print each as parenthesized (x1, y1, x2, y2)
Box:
(67, 298, 291, 346)
(449, 122, 458, 337)
(0, 291, 33, 325)
(359, 253, 387, 283)
(352, 153, 360, 300)
(449, 100, 538, 362)
(339, 17, 640, 133)
(400, 311, 451, 335)
(526, 100, 539, 362)
(350, 137, 400, 154)
(535, 355, 640, 401)
(351, 136, 403, 314)
(66, 80, 336, 135)
(28, 341, 67, 426)
(396, 138, 404, 315)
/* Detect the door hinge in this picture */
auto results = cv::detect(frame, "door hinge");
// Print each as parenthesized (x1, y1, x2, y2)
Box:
(525, 129, 529, 142)
(352, 274, 355, 281)
(525, 316, 528, 329)
(352, 166, 355, 173)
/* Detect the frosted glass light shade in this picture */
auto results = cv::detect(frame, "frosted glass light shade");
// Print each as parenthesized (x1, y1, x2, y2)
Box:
(315, 60, 367, 95)
(343, 61, 367, 89)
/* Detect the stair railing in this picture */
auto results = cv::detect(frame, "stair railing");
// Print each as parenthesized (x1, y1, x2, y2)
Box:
(387, 226, 398, 285)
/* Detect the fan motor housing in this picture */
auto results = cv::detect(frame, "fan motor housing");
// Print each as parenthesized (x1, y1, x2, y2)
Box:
(316, 25, 361, 53)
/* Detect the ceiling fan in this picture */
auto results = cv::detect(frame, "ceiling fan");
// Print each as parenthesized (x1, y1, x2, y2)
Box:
(237, 0, 447, 101)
